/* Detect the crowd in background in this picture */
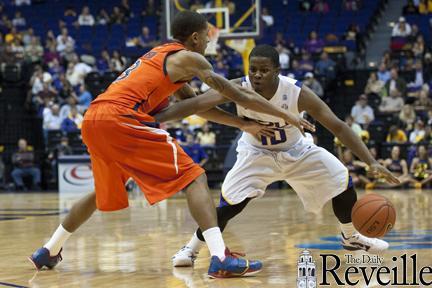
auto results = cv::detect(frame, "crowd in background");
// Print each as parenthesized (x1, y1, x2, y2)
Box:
(1, 0, 432, 191)
(335, 0, 432, 189)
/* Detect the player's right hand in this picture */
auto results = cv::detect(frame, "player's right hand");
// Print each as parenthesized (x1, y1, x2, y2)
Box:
(240, 119, 275, 138)
(282, 113, 315, 136)
(368, 163, 401, 184)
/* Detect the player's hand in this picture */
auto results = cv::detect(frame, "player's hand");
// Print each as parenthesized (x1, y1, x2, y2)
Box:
(282, 113, 315, 137)
(368, 162, 401, 184)
(240, 120, 275, 138)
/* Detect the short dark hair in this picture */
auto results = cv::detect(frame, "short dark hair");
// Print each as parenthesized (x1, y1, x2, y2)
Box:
(249, 44, 280, 68)
(171, 11, 208, 42)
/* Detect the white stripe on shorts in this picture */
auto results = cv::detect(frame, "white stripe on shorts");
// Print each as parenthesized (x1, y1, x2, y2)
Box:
(121, 123, 179, 174)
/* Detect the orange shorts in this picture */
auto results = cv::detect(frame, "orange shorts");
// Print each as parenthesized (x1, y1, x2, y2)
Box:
(81, 103, 205, 211)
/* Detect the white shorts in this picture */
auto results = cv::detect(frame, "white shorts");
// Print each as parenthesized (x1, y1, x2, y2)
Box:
(221, 138, 349, 213)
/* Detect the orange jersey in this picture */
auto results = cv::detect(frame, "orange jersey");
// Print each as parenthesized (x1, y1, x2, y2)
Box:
(82, 42, 205, 211)
(82, 103, 204, 211)
(93, 42, 186, 115)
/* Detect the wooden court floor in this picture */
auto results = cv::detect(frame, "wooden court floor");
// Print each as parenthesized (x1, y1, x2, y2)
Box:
(0, 189, 431, 288)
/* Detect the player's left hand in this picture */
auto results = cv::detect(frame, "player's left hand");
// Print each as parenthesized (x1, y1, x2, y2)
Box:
(368, 163, 401, 184)
(282, 113, 315, 137)
(240, 120, 275, 138)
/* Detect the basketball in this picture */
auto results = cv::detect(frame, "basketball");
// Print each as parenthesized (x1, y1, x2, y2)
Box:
(352, 194, 396, 238)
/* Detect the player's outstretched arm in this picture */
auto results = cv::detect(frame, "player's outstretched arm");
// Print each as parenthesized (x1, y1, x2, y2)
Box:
(154, 84, 229, 122)
(154, 84, 275, 137)
(298, 85, 400, 184)
(197, 108, 276, 137)
(177, 51, 314, 135)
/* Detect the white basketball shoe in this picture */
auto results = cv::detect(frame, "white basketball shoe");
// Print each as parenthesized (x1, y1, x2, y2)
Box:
(341, 233, 389, 253)
(172, 246, 198, 267)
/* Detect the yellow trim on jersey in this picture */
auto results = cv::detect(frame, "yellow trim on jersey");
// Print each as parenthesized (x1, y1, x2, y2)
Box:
(343, 168, 350, 190)
(221, 188, 236, 205)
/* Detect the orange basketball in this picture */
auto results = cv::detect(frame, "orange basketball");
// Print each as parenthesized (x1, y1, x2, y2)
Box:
(351, 194, 396, 238)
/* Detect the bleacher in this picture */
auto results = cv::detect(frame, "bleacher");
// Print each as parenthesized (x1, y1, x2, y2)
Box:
(0, 0, 392, 191)
(2, 0, 161, 57)
(260, 0, 384, 51)
(404, 14, 432, 45)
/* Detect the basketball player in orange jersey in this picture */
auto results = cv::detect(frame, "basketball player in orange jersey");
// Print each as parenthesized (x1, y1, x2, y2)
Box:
(29, 11, 314, 278)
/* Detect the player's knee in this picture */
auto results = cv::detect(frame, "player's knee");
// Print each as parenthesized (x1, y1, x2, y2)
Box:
(332, 185, 357, 223)
(195, 173, 208, 184)
(217, 198, 251, 221)
(185, 173, 208, 193)
(191, 173, 208, 189)
(333, 185, 357, 202)
(217, 207, 239, 223)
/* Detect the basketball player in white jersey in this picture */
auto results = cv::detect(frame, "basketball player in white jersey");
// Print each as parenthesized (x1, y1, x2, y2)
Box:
(154, 45, 399, 267)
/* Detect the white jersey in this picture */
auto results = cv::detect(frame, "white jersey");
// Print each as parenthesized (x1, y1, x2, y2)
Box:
(222, 74, 349, 212)
(237, 75, 303, 151)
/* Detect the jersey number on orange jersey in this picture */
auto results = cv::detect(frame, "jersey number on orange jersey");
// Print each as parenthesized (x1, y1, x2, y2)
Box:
(114, 59, 142, 82)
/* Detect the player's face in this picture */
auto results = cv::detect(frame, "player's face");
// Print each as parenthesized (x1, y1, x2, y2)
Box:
(192, 26, 209, 55)
(248, 57, 279, 93)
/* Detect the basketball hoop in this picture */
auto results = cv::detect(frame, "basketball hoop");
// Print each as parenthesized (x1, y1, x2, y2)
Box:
(166, 1, 261, 40)
(205, 23, 220, 56)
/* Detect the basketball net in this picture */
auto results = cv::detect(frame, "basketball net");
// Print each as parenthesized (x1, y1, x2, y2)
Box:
(205, 23, 220, 56)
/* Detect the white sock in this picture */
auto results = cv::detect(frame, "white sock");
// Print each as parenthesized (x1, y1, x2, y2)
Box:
(44, 225, 72, 256)
(202, 227, 226, 261)
(186, 232, 204, 253)
(340, 222, 356, 238)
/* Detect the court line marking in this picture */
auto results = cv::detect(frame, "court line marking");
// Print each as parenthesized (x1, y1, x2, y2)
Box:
(0, 282, 29, 288)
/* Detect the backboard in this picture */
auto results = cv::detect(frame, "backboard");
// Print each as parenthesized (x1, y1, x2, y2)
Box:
(164, 0, 261, 40)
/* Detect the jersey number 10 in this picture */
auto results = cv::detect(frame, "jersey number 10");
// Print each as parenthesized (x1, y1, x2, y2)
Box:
(261, 129, 287, 145)
(259, 122, 288, 145)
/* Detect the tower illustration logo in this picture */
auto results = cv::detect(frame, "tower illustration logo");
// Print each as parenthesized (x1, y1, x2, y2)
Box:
(297, 250, 317, 288)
